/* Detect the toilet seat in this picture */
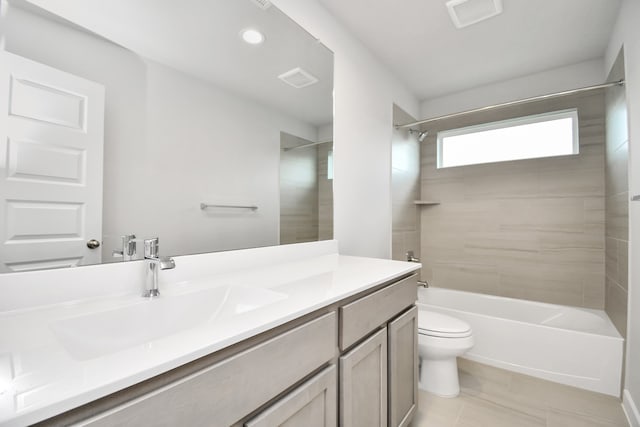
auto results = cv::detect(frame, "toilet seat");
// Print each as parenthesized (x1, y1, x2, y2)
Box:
(418, 311, 472, 338)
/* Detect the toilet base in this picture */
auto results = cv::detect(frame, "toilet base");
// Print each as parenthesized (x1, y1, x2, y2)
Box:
(419, 357, 460, 398)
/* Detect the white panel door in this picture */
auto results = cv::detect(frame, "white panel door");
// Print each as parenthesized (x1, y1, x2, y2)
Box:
(0, 51, 105, 272)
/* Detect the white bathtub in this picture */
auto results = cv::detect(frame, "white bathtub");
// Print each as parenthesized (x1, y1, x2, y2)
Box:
(417, 287, 624, 396)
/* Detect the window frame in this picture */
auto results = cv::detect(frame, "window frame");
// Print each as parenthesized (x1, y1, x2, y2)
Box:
(436, 108, 579, 169)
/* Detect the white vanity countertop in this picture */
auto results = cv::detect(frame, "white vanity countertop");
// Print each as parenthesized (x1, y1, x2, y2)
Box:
(0, 241, 420, 426)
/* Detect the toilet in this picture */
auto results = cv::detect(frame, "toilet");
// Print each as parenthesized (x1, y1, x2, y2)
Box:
(417, 309, 474, 397)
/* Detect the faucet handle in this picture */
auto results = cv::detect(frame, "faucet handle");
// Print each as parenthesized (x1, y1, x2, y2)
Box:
(123, 234, 137, 257)
(113, 234, 137, 260)
(144, 237, 160, 259)
(406, 250, 420, 263)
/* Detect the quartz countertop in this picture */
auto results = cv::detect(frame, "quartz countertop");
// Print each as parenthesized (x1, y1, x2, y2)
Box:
(0, 241, 420, 426)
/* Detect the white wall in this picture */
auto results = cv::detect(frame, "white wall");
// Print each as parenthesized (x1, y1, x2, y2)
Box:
(419, 58, 604, 119)
(4, 4, 318, 260)
(272, 0, 420, 259)
(606, 0, 640, 423)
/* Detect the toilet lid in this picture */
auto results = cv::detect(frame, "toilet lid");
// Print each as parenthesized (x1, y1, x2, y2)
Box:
(418, 311, 472, 337)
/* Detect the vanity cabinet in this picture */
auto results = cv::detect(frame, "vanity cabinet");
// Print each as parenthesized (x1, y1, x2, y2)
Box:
(338, 275, 418, 427)
(37, 274, 417, 427)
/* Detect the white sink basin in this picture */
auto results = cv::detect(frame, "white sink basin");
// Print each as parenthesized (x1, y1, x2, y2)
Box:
(50, 286, 287, 361)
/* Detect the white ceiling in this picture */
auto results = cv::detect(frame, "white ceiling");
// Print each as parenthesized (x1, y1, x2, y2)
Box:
(17, 0, 334, 127)
(318, 0, 621, 100)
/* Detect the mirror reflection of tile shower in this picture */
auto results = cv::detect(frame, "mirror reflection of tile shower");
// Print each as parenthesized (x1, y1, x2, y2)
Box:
(279, 132, 333, 244)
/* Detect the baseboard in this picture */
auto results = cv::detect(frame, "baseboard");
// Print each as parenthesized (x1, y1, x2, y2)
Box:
(623, 389, 640, 427)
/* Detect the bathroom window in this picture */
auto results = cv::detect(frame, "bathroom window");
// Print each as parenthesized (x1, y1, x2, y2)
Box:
(327, 149, 334, 180)
(437, 109, 579, 168)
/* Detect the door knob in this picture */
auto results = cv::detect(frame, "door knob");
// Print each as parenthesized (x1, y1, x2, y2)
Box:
(87, 239, 101, 249)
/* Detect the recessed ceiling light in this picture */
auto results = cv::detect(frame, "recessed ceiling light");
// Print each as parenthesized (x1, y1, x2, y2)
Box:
(446, 0, 503, 29)
(240, 29, 265, 45)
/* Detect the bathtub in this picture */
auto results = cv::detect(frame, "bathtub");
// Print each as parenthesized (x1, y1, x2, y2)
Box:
(417, 287, 624, 396)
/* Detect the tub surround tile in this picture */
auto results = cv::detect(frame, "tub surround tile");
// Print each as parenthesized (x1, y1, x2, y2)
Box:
(421, 177, 466, 202)
(392, 105, 421, 264)
(605, 84, 629, 156)
(606, 237, 620, 283)
(392, 230, 420, 264)
(431, 262, 500, 295)
(605, 192, 629, 241)
(584, 274, 606, 309)
(517, 276, 584, 307)
(605, 277, 629, 337)
(464, 231, 539, 262)
(537, 168, 604, 198)
(618, 241, 628, 290)
(605, 143, 629, 196)
(585, 197, 607, 224)
(604, 79, 629, 339)
(420, 91, 606, 309)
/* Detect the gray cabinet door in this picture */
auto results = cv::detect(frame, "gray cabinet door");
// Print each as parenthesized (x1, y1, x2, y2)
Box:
(388, 306, 418, 427)
(246, 365, 337, 427)
(339, 328, 387, 427)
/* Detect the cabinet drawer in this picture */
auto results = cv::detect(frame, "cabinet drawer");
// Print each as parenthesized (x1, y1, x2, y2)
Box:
(78, 312, 337, 427)
(339, 275, 416, 350)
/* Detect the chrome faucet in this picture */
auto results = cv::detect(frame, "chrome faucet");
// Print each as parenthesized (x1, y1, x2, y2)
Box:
(143, 237, 175, 298)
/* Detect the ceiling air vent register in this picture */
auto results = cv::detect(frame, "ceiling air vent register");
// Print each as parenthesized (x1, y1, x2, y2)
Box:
(250, 0, 272, 10)
(278, 67, 319, 89)
(446, 0, 503, 29)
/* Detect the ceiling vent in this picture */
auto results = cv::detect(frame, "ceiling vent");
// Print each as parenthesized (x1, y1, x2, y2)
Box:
(278, 67, 319, 89)
(250, 0, 272, 10)
(446, 0, 503, 29)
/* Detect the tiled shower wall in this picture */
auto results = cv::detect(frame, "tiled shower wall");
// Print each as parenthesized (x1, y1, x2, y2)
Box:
(317, 142, 334, 241)
(420, 91, 606, 308)
(605, 52, 629, 336)
(280, 133, 333, 245)
(280, 133, 319, 244)
(392, 105, 421, 263)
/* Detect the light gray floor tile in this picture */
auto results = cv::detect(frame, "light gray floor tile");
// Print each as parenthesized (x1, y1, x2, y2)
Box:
(411, 360, 629, 427)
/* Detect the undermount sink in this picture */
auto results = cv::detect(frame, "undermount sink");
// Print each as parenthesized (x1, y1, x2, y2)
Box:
(50, 286, 288, 361)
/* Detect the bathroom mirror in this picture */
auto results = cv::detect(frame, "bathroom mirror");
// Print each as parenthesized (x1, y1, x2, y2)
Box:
(0, 0, 334, 272)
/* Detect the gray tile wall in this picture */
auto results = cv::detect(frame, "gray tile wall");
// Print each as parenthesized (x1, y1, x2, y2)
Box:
(280, 133, 319, 244)
(604, 53, 629, 336)
(420, 91, 606, 308)
(392, 105, 422, 264)
(317, 142, 334, 241)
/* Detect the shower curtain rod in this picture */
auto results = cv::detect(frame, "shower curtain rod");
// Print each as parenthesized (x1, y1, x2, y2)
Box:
(282, 140, 332, 151)
(395, 80, 626, 130)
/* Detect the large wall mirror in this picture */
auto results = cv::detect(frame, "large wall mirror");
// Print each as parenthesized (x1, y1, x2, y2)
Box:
(0, 0, 334, 272)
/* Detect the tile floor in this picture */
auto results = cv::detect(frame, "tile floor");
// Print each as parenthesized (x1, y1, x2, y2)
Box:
(410, 359, 629, 427)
